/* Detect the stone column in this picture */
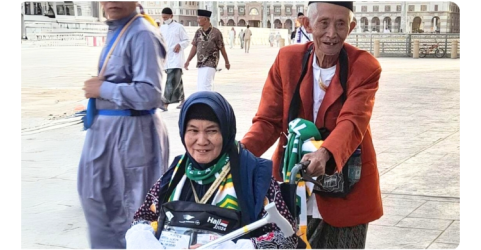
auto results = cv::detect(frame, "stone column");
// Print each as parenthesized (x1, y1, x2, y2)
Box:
(262, 2, 267, 28)
(413, 40, 419, 58)
(21, 14, 25, 39)
(206, 1, 219, 28)
(451, 40, 458, 59)
(374, 40, 380, 58)
(96, 2, 103, 22)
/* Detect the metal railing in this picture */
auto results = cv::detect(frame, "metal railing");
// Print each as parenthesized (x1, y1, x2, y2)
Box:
(346, 33, 460, 58)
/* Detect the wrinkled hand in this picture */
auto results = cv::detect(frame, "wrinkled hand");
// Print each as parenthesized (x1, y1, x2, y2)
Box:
(174, 44, 181, 53)
(184, 61, 190, 70)
(300, 147, 331, 177)
(225, 63, 231, 70)
(83, 76, 103, 98)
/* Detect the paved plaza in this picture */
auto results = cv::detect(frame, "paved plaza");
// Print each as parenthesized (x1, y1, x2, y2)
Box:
(21, 43, 460, 249)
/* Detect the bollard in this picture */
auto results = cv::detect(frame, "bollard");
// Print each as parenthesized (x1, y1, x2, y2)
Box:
(451, 40, 458, 59)
(279, 38, 285, 48)
(413, 40, 419, 59)
(374, 40, 380, 58)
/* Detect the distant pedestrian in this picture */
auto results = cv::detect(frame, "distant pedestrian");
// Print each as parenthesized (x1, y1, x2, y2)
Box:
(276, 32, 281, 47)
(229, 27, 236, 49)
(269, 32, 275, 47)
(293, 12, 312, 44)
(239, 29, 245, 49)
(184, 9, 231, 91)
(159, 7, 190, 111)
(244, 25, 252, 53)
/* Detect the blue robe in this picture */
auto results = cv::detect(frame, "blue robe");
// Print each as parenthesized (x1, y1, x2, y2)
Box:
(77, 11, 169, 249)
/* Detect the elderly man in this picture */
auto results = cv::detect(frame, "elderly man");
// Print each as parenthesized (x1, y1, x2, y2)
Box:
(78, 1, 169, 248)
(159, 7, 189, 111)
(184, 9, 230, 91)
(241, 1, 383, 248)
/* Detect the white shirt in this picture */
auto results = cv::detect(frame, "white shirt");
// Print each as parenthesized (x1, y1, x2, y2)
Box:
(312, 55, 336, 121)
(160, 21, 190, 69)
(294, 26, 313, 44)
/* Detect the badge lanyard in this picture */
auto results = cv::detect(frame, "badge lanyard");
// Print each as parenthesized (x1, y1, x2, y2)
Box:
(190, 164, 231, 204)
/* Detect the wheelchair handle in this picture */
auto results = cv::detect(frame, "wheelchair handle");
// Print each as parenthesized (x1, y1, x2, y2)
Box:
(289, 160, 310, 184)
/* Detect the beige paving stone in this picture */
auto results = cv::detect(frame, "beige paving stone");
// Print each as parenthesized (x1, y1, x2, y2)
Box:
(397, 217, 454, 231)
(366, 225, 442, 249)
(428, 242, 460, 249)
(370, 214, 405, 227)
(409, 201, 460, 220)
(380, 197, 427, 217)
(435, 221, 460, 245)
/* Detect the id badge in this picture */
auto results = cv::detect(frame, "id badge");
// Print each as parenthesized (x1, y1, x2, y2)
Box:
(196, 233, 220, 245)
(159, 231, 191, 249)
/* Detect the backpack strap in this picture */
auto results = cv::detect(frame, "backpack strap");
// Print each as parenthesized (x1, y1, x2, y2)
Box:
(300, 28, 311, 41)
(228, 143, 253, 239)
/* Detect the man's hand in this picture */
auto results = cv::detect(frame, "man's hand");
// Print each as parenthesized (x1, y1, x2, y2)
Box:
(174, 44, 181, 53)
(301, 147, 331, 177)
(83, 77, 103, 98)
(184, 61, 190, 70)
(225, 62, 230, 70)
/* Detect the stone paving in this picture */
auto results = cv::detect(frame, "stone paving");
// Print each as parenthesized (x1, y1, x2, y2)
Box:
(21, 43, 460, 249)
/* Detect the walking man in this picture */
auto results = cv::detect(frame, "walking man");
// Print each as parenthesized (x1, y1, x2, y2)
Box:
(244, 24, 252, 53)
(239, 28, 244, 49)
(294, 12, 313, 44)
(276, 32, 282, 47)
(159, 7, 189, 111)
(229, 27, 236, 49)
(184, 9, 230, 91)
(78, 1, 170, 248)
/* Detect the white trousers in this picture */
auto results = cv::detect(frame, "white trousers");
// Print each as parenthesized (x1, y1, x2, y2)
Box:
(197, 67, 216, 91)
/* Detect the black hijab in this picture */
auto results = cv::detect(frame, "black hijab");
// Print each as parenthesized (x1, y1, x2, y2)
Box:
(179, 91, 237, 169)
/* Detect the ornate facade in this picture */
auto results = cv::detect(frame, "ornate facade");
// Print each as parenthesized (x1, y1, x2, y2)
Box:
(352, 1, 460, 33)
(216, 1, 460, 34)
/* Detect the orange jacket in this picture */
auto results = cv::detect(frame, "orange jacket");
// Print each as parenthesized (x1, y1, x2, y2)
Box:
(241, 42, 383, 227)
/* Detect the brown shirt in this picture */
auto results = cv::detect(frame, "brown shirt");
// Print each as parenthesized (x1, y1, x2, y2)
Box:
(192, 26, 224, 68)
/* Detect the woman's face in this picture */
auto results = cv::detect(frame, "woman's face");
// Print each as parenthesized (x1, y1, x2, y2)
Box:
(184, 119, 223, 164)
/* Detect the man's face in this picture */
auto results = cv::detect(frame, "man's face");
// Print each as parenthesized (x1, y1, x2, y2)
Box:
(306, 3, 355, 56)
(101, 1, 137, 20)
(161, 14, 172, 22)
(297, 15, 304, 23)
(197, 16, 208, 26)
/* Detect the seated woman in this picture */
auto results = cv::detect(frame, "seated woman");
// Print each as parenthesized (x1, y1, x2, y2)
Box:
(125, 91, 303, 249)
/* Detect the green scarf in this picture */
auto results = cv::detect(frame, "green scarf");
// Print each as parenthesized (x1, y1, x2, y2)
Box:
(283, 118, 323, 182)
(185, 153, 229, 184)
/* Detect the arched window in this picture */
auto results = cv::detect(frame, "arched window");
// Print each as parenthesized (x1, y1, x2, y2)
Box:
(249, 8, 259, 15)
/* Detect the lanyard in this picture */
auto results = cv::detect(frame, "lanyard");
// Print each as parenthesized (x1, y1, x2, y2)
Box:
(190, 164, 231, 204)
(98, 14, 141, 77)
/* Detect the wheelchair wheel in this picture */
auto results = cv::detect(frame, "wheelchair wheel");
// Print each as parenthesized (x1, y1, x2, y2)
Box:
(419, 48, 427, 58)
(435, 48, 445, 58)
